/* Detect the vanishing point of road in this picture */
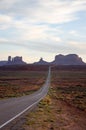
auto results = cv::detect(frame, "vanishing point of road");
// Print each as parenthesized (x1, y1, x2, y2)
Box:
(0, 67, 51, 129)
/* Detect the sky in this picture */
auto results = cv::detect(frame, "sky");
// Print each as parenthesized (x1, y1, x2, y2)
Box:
(0, 0, 86, 63)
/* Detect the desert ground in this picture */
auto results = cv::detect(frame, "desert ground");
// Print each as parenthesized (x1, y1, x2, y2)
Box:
(0, 65, 86, 130)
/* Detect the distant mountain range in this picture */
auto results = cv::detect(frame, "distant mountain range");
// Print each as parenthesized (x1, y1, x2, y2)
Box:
(0, 54, 86, 66)
(34, 54, 86, 65)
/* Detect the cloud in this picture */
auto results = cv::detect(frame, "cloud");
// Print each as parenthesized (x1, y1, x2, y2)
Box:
(0, 14, 13, 29)
(0, 37, 80, 55)
(0, 0, 19, 10)
(0, 0, 86, 42)
(0, 0, 86, 62)
(0, 36, 65, 54)
(68, 40, 86, 54)
(0, 0, 86, 40)
(0, 0, 86, 24)
(0, 38, 11, 44)
(69, 30, 79, 36)
(0, 18, 61, 43)
(0, 37, 86, 63)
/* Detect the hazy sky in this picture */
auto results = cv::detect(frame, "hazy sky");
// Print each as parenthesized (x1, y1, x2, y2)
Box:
(0, 0, 86, 63)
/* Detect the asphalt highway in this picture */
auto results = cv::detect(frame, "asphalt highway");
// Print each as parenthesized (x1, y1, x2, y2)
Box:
(0, 67, 51, 129)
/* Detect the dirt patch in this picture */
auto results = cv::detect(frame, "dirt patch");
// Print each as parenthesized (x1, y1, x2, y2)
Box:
(21, 89, 86, 130)
(1, 69, 86, 130)
(0, 70, 47, 99)
(21, 70, 86, 130)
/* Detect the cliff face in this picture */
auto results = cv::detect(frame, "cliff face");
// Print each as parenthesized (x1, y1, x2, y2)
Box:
(52, 54, 85, 65)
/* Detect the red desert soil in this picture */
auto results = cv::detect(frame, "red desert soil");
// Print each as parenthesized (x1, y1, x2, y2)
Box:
(22, 69, 86, 130)
(1, 66, 86, 130)
(3, 95, 86, 130)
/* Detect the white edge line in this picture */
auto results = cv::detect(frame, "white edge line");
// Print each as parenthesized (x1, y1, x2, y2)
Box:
(0, 93, 47, 129)
(0, 67, 50, 129)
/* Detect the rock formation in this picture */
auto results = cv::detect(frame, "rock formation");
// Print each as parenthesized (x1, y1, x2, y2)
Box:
(34, 58, 49, 65)
(52, 54, 85, 65)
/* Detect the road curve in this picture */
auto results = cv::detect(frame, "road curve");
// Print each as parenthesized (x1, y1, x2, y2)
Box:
(0, 67, 51, 129)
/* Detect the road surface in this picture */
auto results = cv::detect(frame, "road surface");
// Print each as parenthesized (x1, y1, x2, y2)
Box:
(0, 67, 51, 129)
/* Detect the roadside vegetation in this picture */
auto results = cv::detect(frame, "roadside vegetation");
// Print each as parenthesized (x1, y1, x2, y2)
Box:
(0, 67, 86, 130)
(51, 70, 86, 111)
(0, 70, 47, 99)
(22, 69, 86, 130)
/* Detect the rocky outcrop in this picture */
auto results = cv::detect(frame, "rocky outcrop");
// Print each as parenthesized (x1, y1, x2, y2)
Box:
(34, 58, 49, 65)
(0, 54, 85, 66)
(52, 54, 85, 65)
(7, 56, 26, 65)
(34, 54, 85, 65)
(0, 56, 26, 66)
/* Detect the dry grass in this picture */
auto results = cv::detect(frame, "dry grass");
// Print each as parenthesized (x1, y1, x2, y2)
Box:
(22, 69, 86, 130)
(0, 70, 47, 98)
(51, 70, 86, 111)
(0, 68, 86, 130)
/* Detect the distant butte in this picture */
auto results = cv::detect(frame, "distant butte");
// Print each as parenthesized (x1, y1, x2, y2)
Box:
(51, 54, 85, 65)
(34, 58, 49, 65)
(7, 56, 26, 65)
(0, 54, 86, 66)
(34, 54, 86, 65)
(0, 56, 26, 66)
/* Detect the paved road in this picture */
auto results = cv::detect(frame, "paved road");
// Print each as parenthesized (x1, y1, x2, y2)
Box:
(0, 67, 51, 129)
